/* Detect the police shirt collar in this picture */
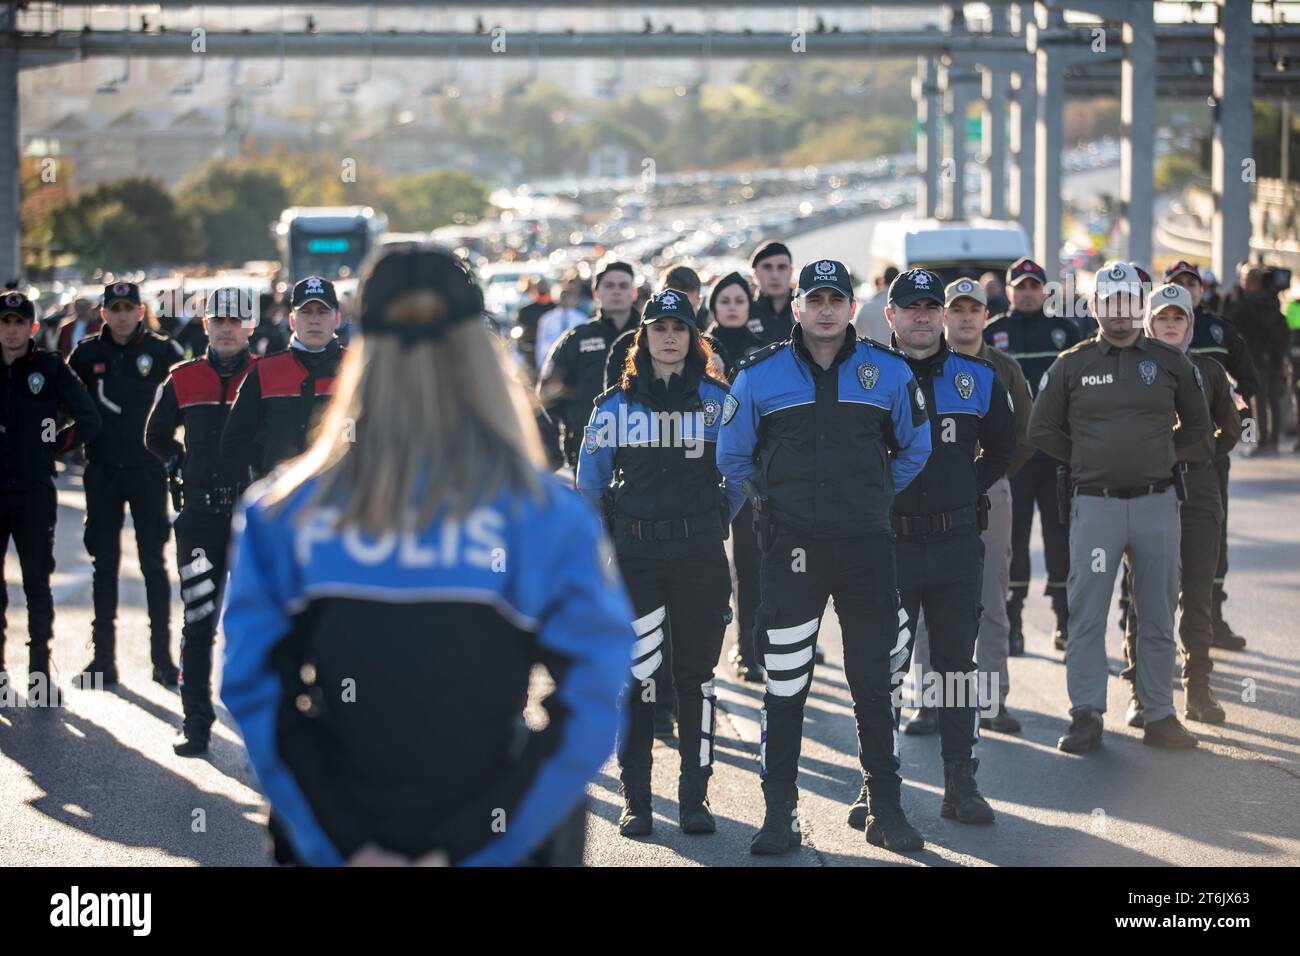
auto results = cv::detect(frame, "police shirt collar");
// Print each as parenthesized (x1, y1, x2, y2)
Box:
(791, 324, 856, 368)
(101, 321, 144, 348)
(597, 309, 637, 333)
(1096, 331, 1151, 355)
(895, 333, 951, 375)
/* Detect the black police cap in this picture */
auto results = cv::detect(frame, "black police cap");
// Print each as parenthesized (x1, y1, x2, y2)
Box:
(797, 259, 854, 299)
(888, 268, 944, 307)
(641, 289, 698, 329)
(356, 243, 484, 342)
(103, 281, 141, 308)
(205, 287, 257, 322)
(291, 275, 339, 310)
(0, 290, 36, 323)
(1006, 257, 1047, 287)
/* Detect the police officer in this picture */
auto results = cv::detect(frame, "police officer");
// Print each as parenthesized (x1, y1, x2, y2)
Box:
(221, 243, 632, 866)
(907, 278, 1034, 737)
(69, 281, 184, 687)
(536, 262, 639, 470)
(748, 241, 796, 346)
(1029, 262, 1212, 753)
(0, 291, 101, 692)
(984, 256, 1081, 655)
(718, 258, 931, 855)
(1165, 260, 1258, 651)
(706, 271, 766, 682)
(604, 265, 715, 391)
(857, 270, 1013, 837)
(145, 288, 259, 756)
(577, 289, 742, 837)
(221, 276, 344, 479)
(1119, 283, 1241, 729)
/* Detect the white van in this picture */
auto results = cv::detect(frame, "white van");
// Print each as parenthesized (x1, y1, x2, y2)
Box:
(869, 218, 1032, 285)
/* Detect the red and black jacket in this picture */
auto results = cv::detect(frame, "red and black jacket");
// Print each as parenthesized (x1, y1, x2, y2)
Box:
(0, 341, 102, 491)
(145, 348, 257, 491)
(220, 339, 343, 479)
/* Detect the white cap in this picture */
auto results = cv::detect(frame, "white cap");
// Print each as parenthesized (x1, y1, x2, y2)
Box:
(1146, 283, 1194, 322)
(1093, 260, 1143, 299)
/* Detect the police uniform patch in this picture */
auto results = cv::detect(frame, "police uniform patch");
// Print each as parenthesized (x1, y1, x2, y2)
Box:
(113, 283, 130, 296)
(1039, 370, 1050, 392)
(1193, 364, 1204, 390)
(914, 385, 926, 411)
(305, 276, 325, 295)
(954, 371, 975, 400)
(956, 279, 975, 295)
(814, 260, 837, 277)
(1051, 327, 1067, 349)
(857, 362, 880, 390)
(136, 353, 153, 376)
(1139, 359, 1157, 386)
(701, 398, 720, 427)
(660, 290, 680, 307)
(721, 393, 739, 426)
(992, 330, 1010, 351)
(1108, 264, 1127, 281)
(1210, 324, 1224, 344)
(28, 371, 44, 395)
(3, 291, 22, 308)
(1161, 285, 1181, 300)
(583, 425, 601, 455)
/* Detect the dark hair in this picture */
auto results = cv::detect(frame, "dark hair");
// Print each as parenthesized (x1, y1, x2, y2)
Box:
(620, 321, 718, 392)
(663, 265, 702, 295)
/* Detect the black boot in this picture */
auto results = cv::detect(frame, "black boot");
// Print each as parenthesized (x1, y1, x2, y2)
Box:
(941, 758, 996, 824)
(1184, 683, 1226, 724)
(77, 634, 118, 689)
(979, 705, 1022, 734)
(1053, 626, 1068, 653)
(172, 729, 211, 757)
(903, 707, 938, 736)
(151, 632, 179, 688)
(1211, 614, 1247, 651)
(863, 776, 924, 852)
(1143, 715, 1199, 749)
(618, 782, 653, 837)
(750, 793, 801, 855)
(678, 773, 716, 834)
(1006, 601, 1024, 657)
(1058, 709, 1104, 753)
(847, 779, 870, 830)
(27, 641, 51, 685)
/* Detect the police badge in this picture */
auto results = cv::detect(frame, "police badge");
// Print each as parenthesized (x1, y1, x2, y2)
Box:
(954, 371, 975, 400)
(28, 371, 45, 395)
(701, 399, 720, 427)
(1210, 324, 1224, 344)
(721, 393, 739, 426)
(1139, 359, 1157, 386)
(914, 386, 926, 411)
(1051, 327, 1067, 349)
(3, 291, 22, 309)
(857, 362, 880, 390)
(136, 353, 154, 376)
(583, 425, 601, 455)
(814, 260, 836, 277)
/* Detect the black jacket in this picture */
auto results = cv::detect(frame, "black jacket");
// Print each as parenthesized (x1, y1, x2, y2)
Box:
(1189, 304, 1260, 401)
(749, 291, 795, 347)
(0, 341, 101, 491)
(1222, 290, 1290, 374)
(146, 348, 258, 491)
(707, 322, 765, 381)
(157, 315, 209, 360)
(983, 308, 1083, 397)
(69, 323, 184, 469)
(221, 339, 343, 478)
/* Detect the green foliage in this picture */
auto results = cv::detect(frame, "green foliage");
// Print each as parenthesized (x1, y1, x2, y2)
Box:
(383, 169, 490, 231)
(176, 159, 291, 266)
(44, 176, 196, 272)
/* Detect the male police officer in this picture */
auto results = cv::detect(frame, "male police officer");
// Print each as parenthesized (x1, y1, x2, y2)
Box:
(718, 258, 931, 855)
(1120, 283, 1241, 729)
(146, 288, 259, 755)
(536, 262, 638, 469)
(0, 291, 101, 692)
(221, 276, 343, 479)
(1166, 260, 1259, 651)
(855, 270, 1013, 838)
(985, 257, 1081, 655)
(907, 278, 1034, 737)
(69, 281, 184, 687)
(748, 241, 796, 346)
(1029, 262, 1212, 752)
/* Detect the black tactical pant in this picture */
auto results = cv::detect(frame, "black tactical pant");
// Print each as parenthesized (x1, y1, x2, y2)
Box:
(174, 506, 234, 737)
(730, 501, 762, 665)
(616, 542, 731, 787)
(0, 485, 58, 665)
(1008, 453, 1070, 623)
(1213, 455, 1231, 617)
(755, 530, 899, 799)
(896, 527, 985, 764)
(1252, 364, 1283, 448)
(83, 460, 173, 665)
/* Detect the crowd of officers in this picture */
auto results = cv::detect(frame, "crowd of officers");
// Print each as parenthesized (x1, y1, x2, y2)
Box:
(0, 233, 1287, 861)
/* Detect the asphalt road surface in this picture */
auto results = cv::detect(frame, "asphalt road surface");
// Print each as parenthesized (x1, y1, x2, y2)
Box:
(2, 448, 1297, 867)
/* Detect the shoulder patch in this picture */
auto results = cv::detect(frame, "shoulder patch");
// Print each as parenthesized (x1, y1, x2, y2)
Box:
(735, 340, 784, 371)
(860, 336, 906, 359)
(593, 384, 622, 408)
(721, 393, 740, 426)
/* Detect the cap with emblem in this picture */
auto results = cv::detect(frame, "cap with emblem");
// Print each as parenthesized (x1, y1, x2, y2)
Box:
(1145, 283, 1194, 322)
(944, 277, 987, 308)
(291, 275, 339, 311)
(1163, 260, 1201, 283)
(1093, 260, 1144, 299)
(356, 242, 484, 342)
(1006, 257, 1047, 287)
(888, 268, 943, 307)
(797, 259, 854, 299)
(641, 288, 699, 328)
(102, 281, 141, 308)
(0, 290, 36, 323)
(206, 287, 257, 323)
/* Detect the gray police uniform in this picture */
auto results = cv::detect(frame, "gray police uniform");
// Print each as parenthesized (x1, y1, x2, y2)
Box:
(1028, 334, 1211, 724)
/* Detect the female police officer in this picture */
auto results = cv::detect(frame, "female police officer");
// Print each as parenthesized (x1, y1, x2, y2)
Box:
(220, 243, 634, 866)
(578, 289, 743, 838)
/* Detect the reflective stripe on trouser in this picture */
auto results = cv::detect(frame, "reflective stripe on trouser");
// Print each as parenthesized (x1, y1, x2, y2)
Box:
(911, 476, 1012, 708)
(896, 529, 985, 764)
(755, 531, 898, 798)
(615, 547, 731, 786)
(174, 508, 234, 736)
(1067, 488, 1180, 723)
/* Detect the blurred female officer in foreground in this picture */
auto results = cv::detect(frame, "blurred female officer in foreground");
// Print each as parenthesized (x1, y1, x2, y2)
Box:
(577, 289, 743, 838)
(221, 243, 634, 866)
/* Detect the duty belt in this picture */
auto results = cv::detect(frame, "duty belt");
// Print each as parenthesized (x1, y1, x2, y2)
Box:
(617, 511, 720, 541)
(186, 485, 246, 511)
(892, 504, 977, 537)
(1074, 478, 1173, 500)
